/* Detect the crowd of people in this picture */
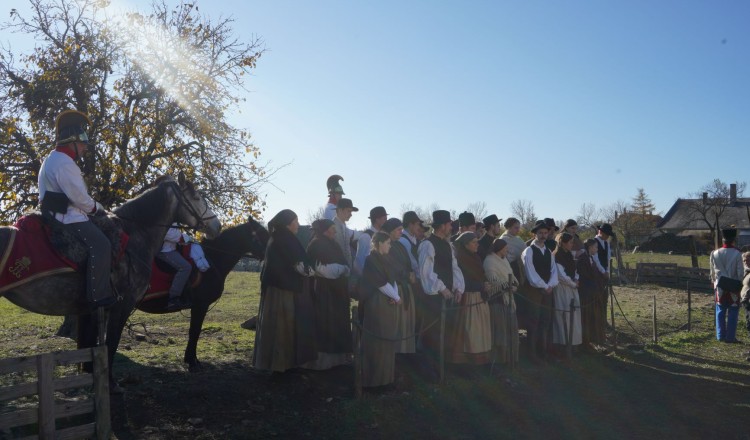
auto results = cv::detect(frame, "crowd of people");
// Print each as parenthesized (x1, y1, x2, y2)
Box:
(252, 175, 618, 387)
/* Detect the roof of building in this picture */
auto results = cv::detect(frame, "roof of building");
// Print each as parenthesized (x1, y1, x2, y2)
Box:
(657, 198, 750, 231)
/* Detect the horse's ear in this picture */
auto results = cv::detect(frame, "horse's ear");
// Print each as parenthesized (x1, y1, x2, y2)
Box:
(178, 171, 186, 186)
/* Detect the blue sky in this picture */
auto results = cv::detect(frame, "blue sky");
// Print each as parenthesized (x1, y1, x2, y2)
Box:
(5, 1, 749, 229)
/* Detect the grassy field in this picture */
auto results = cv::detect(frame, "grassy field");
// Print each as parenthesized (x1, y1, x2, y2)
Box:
(616, 252, 710, 270)
(2, 273, 750, 439)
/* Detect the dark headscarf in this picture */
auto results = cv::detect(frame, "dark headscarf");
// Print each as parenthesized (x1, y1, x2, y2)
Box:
(454, 232, 486, 287)
(268, 209, 298, 234)
(312, 218, 335, 237)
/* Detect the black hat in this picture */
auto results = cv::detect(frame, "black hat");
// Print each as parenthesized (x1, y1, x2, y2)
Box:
(326, 175, 345, 195)
(381, 218, 403, 233)
(483, 214, 501, 228)
(312, 219, 335, 235)
(432, 210, 452, 226)
(722, 225, 738, 241)
(544, 218, 559, 231)
(598, 223, 616, 238)
(402, 211, 422, 226)
(336, 198, 358, 211)
(531, 220, 550, 233)
(458, 211, 476, 227)
(369, 206, 388, 219)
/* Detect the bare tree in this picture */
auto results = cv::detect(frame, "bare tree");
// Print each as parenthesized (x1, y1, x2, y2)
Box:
(509, 199, 537, 230)
(576, 203, 597, 227)
(399, 202, 438, 224)
(686, 179, 747, 248)
(305, 206, 327, 225)
(465, 201, 488, 220)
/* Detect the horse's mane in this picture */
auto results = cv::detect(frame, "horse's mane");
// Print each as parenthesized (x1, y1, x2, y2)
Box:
(202, 218, 267, 257)
(113, 181, 172, 229)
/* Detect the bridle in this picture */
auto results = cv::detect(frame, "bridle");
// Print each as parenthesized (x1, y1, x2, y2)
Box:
(167, 181, 217, 233)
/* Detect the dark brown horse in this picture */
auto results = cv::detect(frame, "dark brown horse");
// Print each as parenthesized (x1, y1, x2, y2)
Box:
(0, 174, 221, 388)
(136, 217, 269, 371)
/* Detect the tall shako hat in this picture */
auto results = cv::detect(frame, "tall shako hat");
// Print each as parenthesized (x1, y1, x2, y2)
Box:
(56, 110, 91, 145)
(326, 175, 345, 195)
(722, 225, 738, 241)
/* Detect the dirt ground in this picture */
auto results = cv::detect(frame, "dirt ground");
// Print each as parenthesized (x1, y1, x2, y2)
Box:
(2, 281, 750, 439)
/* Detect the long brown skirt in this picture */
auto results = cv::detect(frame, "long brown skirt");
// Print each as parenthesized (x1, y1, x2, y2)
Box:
(489, 293, 519, 364)
(254, 285, 317, 372)
(446, 291, 492, 364)
(362, 292, 400, 387)
(395, 282, 416, 354)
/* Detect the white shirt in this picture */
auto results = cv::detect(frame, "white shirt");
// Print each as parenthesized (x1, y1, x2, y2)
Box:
(399, 230, 420, 279)
(333, 216, 357, 268)
(354, 227, 377, 275)
(556, 262, 579, 289)
(324, 203, 337, 221)
(417, 238, 465, 295)
(522, 242, 559, 290)
(378, 282, 400, 301)
(710, 246, 744, 287)
(38, 150, 96, 224)
(161, 227, 182, 252)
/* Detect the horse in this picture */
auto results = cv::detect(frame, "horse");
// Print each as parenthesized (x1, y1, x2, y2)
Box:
(0, 173, 221, 389)
(135, 217, 269, 371)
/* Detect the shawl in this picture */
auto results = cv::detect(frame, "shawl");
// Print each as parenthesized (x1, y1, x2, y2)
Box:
(261, 226, 308, 292)
(455, 245, 486, 291)
(307, 234, 347, 266)
(363, 252, 397, 299)
(483, 253, 518, 287)
(554, 248, 577, 279)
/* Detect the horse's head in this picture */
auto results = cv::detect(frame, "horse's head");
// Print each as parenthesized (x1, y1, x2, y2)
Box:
(172, 172, 222, 239)
(246, 216, 270, 260)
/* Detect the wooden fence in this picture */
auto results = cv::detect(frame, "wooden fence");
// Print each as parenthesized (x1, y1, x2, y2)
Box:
(620, 263, 712, 292)
(0, 346, 110, 440)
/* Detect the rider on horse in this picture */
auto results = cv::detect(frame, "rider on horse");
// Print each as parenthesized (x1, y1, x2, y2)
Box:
(37, 109, 117, 309)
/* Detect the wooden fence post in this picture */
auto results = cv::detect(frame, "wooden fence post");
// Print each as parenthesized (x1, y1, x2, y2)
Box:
(652, 295, 658, 343)
(567, 298, 575, 360)
(351, 306, 362, 399)
(93, 346, 111, 439)
(687, 281, 693, 331)
(508, 274, 516, 371)
(440, 298, 446, 385)
(37, 353, 54, 439)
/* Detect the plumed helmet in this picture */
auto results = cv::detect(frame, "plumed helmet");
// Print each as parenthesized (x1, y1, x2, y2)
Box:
(326, 174, 345, 195)
(55, 110, 92, 145)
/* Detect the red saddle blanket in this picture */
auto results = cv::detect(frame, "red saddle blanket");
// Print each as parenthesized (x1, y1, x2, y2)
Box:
(0, 216, 78, 294)
(143, 244, 198, 302)
(0, 216, 129, 295)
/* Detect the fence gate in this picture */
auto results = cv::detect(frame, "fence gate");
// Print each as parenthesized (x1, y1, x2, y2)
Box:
(0, 346, 111, 439)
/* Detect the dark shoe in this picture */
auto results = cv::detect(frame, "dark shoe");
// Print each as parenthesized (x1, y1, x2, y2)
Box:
(241, 316, 257, 330)
(167, 298, 191, 311)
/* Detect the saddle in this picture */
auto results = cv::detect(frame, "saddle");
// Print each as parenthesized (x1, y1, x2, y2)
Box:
(0, 213, 129, 295)
(142, 243, 202, 303)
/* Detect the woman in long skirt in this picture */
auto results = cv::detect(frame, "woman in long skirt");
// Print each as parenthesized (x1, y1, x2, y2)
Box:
(551, 233, 582, 355)
(304, 219, 352, 370)
(576, 238, 607, 348)
(254, 209, 317, 372)
(450, 232, 492, 364)
(361, 232, 402, 387)
(483, 238, 520, 365)
(382, 218, 416, 354)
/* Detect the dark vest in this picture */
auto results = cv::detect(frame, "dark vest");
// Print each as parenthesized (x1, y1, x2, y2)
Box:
(597, 238, 609, 271)
(531, 245, 552, 283)
(428, 235, 454, 290)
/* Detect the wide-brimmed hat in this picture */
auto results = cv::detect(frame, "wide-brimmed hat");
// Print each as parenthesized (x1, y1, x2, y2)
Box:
(543, 218, 559, 231)
(369, 206, 388, 219)
(402, 211, 422, 226)
(598, 223, 616, 238)
(531, 220, 550, 233)
(483, 214, 501, 228)
(336, 198, 358, 211)
(432, 210, 452, 226)
(458, 211, 476, 227)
